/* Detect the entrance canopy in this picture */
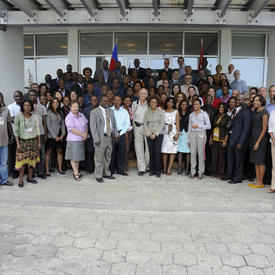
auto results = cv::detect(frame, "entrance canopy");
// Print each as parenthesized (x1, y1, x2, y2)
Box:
(0, 0, 275, 27)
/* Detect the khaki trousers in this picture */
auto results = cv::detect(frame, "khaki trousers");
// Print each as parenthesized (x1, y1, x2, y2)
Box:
(133, 125, 149, 172)
(190, 131, 206, 175)
(94, 136, 113, 179)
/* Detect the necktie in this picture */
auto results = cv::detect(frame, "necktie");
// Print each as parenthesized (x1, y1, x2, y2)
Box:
(106, 110, 111, 137)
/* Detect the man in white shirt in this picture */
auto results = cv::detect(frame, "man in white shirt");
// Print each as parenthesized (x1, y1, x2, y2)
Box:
(110, 96, 131, 176)
(225, 64, 235, 85)
(7, 90, 23, 179)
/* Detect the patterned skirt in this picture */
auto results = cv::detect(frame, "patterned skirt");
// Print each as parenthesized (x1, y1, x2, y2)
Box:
(15, 137, 40, 170)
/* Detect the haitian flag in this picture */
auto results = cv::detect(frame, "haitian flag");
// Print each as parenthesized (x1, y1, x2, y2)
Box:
(109, 42, 118, 71)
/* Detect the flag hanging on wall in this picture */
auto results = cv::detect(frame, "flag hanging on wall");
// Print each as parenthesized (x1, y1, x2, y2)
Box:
(109, 42, 118, 71)
(198, 38, 204, 70)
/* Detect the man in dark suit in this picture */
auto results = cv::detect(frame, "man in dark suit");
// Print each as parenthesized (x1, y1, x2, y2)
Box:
(71, 73, 84, 97)
(129, 58, 146, 79)
(159, 58, 173, 80)
(90, 95, 119, 183)
(51, 68, 63, 94)
(226, 95, 252, 183)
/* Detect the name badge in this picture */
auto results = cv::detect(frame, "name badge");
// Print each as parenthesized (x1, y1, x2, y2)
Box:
(26, 127, 33, 133)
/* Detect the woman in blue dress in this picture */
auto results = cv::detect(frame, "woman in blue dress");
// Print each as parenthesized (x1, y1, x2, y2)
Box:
(177, 99, 191, 175)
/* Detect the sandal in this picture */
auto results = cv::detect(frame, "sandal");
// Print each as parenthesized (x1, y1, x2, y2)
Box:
(269, 189, 275, 193)
(189, 173, 195, 179)
(73, 174, 81, 181)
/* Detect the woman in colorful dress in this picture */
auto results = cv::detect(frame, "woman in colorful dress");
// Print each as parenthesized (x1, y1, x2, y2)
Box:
(14, 100, 41, 188)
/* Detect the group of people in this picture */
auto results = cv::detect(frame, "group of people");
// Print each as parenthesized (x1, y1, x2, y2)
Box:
(0, 57, 275, 192)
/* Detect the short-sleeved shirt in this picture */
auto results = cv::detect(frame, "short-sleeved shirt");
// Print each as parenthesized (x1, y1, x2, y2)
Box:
(33, 103, 47, 135)
(65, 111, 88, 142)
(0, 107, 12, 146)
(7, 102, 21, 131)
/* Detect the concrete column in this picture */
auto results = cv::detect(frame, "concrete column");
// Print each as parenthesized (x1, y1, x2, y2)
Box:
(220, 29, 232, 72)
(68, 29, 79, 72)
(0, 26, 24, 105)
(267, 29, 275, 88)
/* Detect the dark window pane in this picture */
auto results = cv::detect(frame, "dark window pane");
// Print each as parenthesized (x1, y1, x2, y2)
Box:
(185, 33, 218, 55)
(24, 35, 34, 56)
(36, 34, 67, 56)
(150, 32, 182, 54)
(232, 33, 265, 57)
(80, 33, 112, 55)
(114, 32, 147, 54)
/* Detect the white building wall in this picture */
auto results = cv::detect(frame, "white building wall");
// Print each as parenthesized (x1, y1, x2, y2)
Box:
(0, 27, 24, 105)
(267, 29, 275, 89)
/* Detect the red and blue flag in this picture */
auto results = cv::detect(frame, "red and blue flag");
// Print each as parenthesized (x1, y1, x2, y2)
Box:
(109, 42, 118, 71)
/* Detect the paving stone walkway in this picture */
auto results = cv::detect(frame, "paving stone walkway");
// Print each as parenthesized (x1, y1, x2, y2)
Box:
(1, 170, 275, 275)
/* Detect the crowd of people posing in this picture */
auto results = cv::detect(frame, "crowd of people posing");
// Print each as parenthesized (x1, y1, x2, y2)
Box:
(0, 57, 275, 192)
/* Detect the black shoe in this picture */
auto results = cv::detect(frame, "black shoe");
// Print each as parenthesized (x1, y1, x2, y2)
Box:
(96, 178, 104, 183)
(228, 180, 242, 184)
(49, 168, 55, 173)
(177, 169, 183, 175)
(156, 173, 161, 178)
(138, 171, 145, 176)
(38, 174, 46, 179)
(58, 170, 65, 175)
(117, 171, 128, 176)
(149, 172, 155, 176)
(27, 178, 38, 184)
(221, 176, 230, 181)
(103, 175, 115, 180)
(18, 182, 24, 188)
(4, 181, 14, 186)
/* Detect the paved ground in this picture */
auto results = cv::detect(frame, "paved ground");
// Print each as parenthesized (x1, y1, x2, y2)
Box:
(1, 170, 275, 275)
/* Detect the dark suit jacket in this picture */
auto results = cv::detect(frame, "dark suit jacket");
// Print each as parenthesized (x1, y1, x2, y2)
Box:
(159, 68, 173, 80)
(129, 67, 146, 79)
(50, 79, 59, 94)
(71, 83, 83, 97)
(229, 105, 252, 147)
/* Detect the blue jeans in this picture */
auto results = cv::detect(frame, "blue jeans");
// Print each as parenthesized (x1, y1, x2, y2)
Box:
(0, 145, 9, 185)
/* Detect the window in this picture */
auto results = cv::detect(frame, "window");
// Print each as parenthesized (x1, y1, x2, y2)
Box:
(36, 34, 67, 56)
(232, 33, 265, 57)
(36, 58, 68, 84)
(231, 33, 267, 86)
(114, 32, 147, 54)
(185, 33, 218, 56)
(127, 57, 147, 69)
(24, 35, 34, 56)
(80, 33, 113, 55)
(24, 59, 35, 87)
(80, 56, 111, 77)
(150, 32, 183, 55)
(183, 57, 218, 74)
(231, 58, 264, 87)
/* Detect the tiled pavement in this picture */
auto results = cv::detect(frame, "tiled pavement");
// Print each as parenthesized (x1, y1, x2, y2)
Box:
(1, 170, 275, 275)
